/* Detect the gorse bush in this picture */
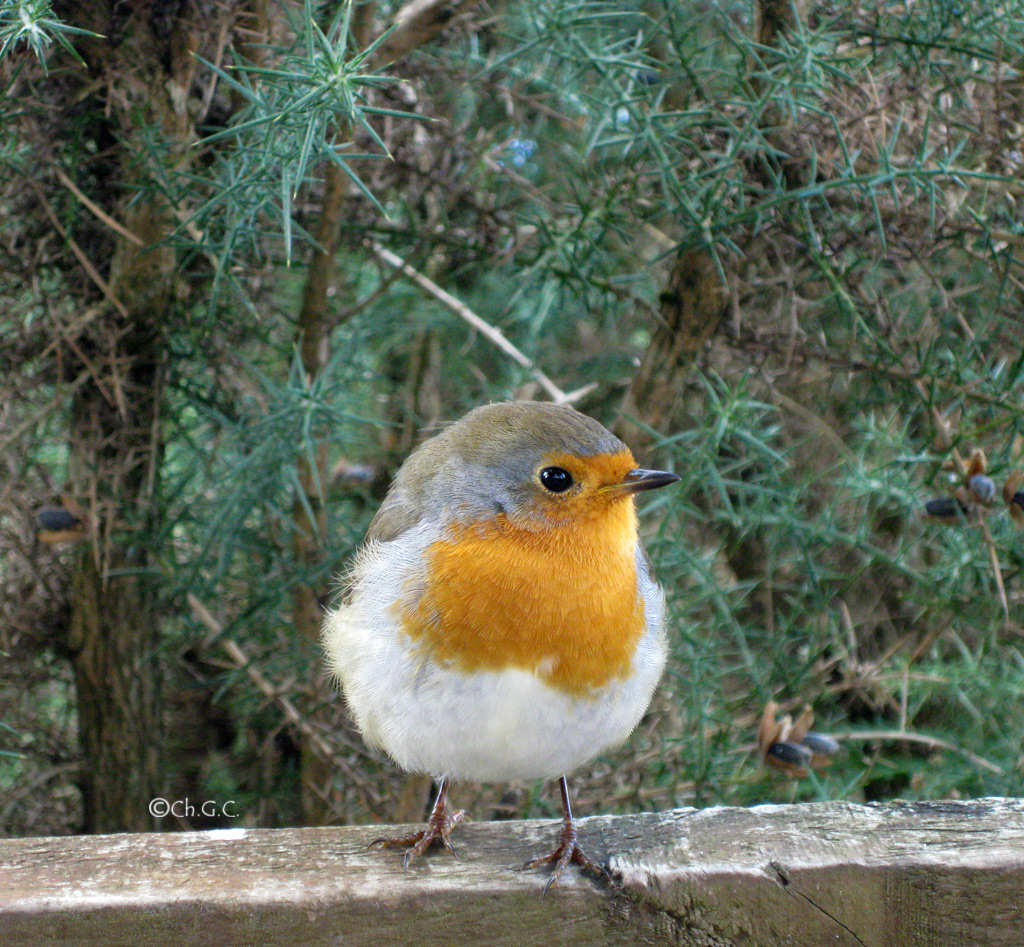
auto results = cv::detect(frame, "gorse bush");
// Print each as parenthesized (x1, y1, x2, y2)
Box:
(0, 0, 1021, 834)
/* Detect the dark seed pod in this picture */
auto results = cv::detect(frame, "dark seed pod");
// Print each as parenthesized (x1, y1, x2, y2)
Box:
(924, 496, 970, 521)
(766, 741, 813, 769)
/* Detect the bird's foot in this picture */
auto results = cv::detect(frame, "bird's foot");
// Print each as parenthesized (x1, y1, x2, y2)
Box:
(370, 804, 467, 869)
(520, 816, 608, 893)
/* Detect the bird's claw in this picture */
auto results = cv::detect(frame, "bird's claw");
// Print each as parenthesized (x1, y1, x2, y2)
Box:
(371, 808, 467, 869)
(519, 818, 608, 894)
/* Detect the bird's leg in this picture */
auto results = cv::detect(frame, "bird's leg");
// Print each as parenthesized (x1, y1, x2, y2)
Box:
(370, 778, 466, 869)
(520, 776, 608, 893)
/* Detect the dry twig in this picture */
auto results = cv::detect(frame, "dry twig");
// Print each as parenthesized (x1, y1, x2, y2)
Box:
(369, 241, 591, 405)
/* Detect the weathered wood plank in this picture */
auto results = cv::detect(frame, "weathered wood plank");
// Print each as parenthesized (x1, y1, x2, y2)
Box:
(2, 798, 1023, 946)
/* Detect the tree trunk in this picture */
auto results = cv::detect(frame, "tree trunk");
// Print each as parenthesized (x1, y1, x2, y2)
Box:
(67, 200, 172, 831)
(63, 2, 201, 833)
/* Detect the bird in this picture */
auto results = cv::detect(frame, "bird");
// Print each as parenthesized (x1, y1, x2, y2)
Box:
(322, 400, 679, 889)
(35, 501, 87, 544)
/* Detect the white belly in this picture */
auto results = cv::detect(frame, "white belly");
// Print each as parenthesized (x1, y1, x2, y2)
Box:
(322, 523, 667, 782)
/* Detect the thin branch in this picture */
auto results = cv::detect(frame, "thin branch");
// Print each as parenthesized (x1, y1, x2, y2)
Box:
(368, 241, 582, 404)
(21, 172, 130, 319)
(187, 593, 335, 761)
(188, 597, 327, 753)
(979, 518, 1011, 624)
(842, 729, 1003, 774)
(53, 166, 144, 247)
(186, 594, 375, 815)
(46, 306, 118, 409)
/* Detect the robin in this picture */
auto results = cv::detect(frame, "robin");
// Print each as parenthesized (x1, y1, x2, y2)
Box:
(322, 400, 679, 889)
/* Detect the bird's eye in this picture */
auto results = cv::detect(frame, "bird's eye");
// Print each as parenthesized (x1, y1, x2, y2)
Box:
(539, 466, 574, 493)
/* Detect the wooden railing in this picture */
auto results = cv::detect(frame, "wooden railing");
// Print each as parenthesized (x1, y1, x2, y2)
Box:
(2, 798, 1022, 946)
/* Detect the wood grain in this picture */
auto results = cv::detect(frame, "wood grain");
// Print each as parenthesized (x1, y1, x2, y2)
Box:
(2, 798, 1023, 946)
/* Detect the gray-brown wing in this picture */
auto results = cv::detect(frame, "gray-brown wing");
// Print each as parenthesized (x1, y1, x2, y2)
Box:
(364, 498, 423, 544)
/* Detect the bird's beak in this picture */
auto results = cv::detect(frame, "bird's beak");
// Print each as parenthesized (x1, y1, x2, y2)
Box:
(608, 468, 681, 495)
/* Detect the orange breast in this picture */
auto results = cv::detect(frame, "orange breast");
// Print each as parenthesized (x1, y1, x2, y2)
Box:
(398, 499, 645, 696)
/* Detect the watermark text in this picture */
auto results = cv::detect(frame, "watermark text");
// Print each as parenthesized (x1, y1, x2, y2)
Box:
(148, 797, 239, 820)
